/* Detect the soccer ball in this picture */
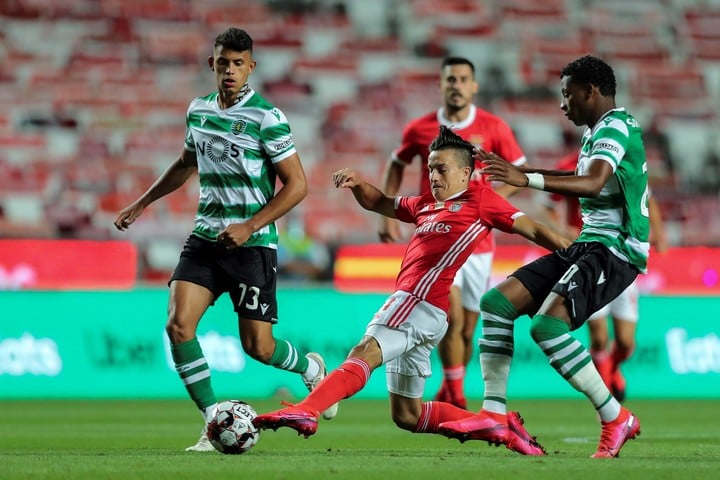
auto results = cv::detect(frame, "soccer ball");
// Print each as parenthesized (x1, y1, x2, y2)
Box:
(207, 400, 260, 454)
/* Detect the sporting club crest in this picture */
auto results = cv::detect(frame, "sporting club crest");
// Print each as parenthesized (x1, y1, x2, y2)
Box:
(231, 119, 247, 135)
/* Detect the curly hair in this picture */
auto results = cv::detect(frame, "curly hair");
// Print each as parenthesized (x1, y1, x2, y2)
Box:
(214, 28, 253, 53)
(560, 55, 616, 96)
(429, 126, 474, 169)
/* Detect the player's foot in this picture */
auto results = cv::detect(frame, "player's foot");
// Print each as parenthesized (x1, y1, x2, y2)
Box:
(437, 410, 509, 447)
(611, 370, 626, 403)
(253, 402, 319, 438)
(184, 425, 215, 452)
(303, 352, 339, 420)
(591, 407, 641, 458)
(506, 411, 547, 456)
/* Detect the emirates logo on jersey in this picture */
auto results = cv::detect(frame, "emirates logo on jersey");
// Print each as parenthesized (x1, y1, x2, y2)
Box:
(415, 221, 451, 234)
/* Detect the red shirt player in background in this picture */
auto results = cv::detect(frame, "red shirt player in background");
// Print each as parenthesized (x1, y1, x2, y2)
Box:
(379, 56, 527, 408)
(544, 151, 668, 402)
(254, 127, 569, 455)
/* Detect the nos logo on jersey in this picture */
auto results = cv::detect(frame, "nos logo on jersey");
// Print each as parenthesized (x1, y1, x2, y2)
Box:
(231, 119, 247, 135)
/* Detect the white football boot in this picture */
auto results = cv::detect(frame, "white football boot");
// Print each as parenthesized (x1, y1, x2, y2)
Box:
(185, 425, 215, 452)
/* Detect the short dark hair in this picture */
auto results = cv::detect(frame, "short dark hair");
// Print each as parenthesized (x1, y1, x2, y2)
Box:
(560, 55, 616, 96)
(441, 56, 475, 75)
(214, 28, 253, 53)
(429, 126, 474, 169)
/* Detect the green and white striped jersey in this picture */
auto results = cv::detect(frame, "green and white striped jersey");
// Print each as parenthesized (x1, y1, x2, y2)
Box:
(183, 89, 297, 248)
(576, 108, 650, 272)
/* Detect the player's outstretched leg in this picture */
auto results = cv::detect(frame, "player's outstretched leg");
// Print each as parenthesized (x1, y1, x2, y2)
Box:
(506, 411, 547, 456)
(592, 407, 641, 458)
(253, 402, 320, 439)
(303, 352, 339, 420)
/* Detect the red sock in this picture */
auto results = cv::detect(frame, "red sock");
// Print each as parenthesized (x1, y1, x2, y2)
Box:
(444, 365, 465, 403)
(299, 357, 371, 414)
(610, 342, 633, 368)
(414, 401, 473, 433)
(434, 381, 449, 402)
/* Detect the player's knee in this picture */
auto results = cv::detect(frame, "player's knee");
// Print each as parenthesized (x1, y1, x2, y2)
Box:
(479, 288, 518, 320)
(461, 330, 475, 349)
(241, 337, 274, 363)
(590, 337, 606, 351)
(165, 315, 193, 344)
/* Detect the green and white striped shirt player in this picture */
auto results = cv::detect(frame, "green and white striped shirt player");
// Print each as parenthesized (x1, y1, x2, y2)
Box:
(575, 107, 650, 272)
(183, 89, 297, 249)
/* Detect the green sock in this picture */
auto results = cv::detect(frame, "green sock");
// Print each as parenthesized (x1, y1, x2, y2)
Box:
(268, 339, 309, 374)
(478, 288, 518, 413)
(530, 314, 619, 420)
(530, 314, 591, 379)
(171, 337, 216, 412)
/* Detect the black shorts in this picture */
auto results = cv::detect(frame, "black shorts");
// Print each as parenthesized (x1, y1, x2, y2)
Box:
(511, 242, 638, 330)
(170, 235, 278, 323)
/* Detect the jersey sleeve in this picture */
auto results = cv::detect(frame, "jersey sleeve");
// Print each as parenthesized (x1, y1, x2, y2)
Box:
(489, 119, 526, 166)
(394, 195, 421, 224)
(391, 121, 423, 165)
(477, 187, 524, 233)
(260, 107, 297, 163)
(590, 118, 630, 172)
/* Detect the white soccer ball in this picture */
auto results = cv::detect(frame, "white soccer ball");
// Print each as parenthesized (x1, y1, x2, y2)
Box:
(207, 400, 260, 454)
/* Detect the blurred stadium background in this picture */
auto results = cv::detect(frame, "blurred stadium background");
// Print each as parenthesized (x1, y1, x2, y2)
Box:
(1, 0, 720, 282)
(1, 0, 719, 403)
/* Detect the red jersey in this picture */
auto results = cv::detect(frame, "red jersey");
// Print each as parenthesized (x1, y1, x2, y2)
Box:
(549, 152, 582, 230)
(392, 105, 526, 253)
(393, 182, 523, 313)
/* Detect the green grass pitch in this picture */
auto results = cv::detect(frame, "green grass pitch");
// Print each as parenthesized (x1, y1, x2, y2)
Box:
(1, 399, 718, 480)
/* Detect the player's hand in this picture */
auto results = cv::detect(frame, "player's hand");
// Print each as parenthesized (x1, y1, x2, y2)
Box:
(114, 201, 146, 231)
(480, 154, 529, 187)
(332, 168, 361, 188)
(378, 217, 401, 243)
(218, 223, 253, 250)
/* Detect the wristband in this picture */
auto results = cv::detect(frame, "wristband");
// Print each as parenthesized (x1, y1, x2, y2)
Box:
(525, 173, 545, 190)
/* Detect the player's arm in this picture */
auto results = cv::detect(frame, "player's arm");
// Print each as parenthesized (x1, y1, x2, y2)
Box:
(480, 150, 612, 197)
(114, 148, 197, 230)
(648, 196, 668, 253)
(511, 214, 572, 251)
(493, 182, 523, 199)
(334, 168, 396, 218)
(219, 153, 307, 248)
